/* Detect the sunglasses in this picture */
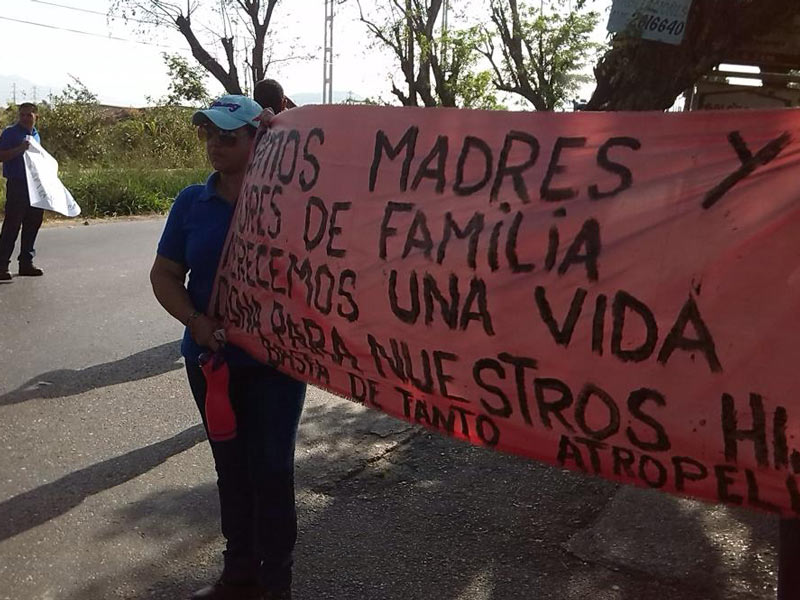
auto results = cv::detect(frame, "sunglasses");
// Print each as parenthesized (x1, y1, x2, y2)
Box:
(197, 123, 248, 147)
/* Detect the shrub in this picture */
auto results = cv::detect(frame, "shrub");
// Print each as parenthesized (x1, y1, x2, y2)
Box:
(106, 105, 206, 169)
(0, 167, 209, 218)
(0, 79, 210, 217)
(37, 79, 107, 166)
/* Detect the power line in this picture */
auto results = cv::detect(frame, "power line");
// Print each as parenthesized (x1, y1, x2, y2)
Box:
(0, 15, 183, 49)
(27, 0, 158, 25)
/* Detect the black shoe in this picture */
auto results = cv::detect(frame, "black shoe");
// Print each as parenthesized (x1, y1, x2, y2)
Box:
(18, 263, 43, 277)
(263, 589, 292, 600)
(189, 579, 263, 600)
(0, 271, 11, 282)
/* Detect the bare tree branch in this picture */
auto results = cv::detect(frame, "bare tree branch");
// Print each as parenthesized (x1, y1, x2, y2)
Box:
(110, 0, 284, 95)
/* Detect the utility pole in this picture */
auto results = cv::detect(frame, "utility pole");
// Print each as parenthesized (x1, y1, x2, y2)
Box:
(323, 0, 334, 104)
(33, 86, 37, 103)
(12, 83, 16, 104)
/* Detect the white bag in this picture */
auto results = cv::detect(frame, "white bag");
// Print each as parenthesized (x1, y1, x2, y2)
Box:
(23, 136, 81, 217)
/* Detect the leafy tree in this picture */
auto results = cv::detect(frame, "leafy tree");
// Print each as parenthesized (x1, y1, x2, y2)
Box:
(482, 0, 601, 110)
(441, 26, 505, 109)
(162, 53, 211, 106)
(110, 0, 282, 95)
(587, 0, 800, 110)
(37, 77, 106, 165)
(357, 0, 501, 109)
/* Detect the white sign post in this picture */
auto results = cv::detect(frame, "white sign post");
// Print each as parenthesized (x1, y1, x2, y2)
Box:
(608, 0, 694, 45)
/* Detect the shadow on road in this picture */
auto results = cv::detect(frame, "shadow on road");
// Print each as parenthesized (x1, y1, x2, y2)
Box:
(0, 340, 183, 406)
(0, 425, 205, 542)
(55, 401, 777, 600)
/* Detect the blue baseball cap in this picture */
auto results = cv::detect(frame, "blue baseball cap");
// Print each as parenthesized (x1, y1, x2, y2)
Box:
(192, 95, 262, 130)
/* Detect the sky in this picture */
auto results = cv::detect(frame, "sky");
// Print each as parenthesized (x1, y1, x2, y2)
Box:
(0, 0, 612, 108)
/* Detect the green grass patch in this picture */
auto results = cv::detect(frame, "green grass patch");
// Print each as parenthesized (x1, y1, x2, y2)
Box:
(0, 167, 209, 218)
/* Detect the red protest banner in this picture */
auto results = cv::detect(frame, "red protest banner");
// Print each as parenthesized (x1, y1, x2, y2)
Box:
(211, 105, 800, 515)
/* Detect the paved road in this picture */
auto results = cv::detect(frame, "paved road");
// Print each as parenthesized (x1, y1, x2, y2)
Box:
(0, 218, 781, 600)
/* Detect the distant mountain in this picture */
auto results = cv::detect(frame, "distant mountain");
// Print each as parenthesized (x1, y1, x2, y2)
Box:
(0, 76, 370, 109)
(289, 90, 365, 106)
(0, 74, 63, 104)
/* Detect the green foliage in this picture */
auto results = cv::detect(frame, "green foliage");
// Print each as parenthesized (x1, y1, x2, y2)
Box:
(162, 53, 211, 107)
(438, 26, 504, 110)
(62, 168, 209, 217)
(359, 1, 504, 109)
(4, 81, 206, 170)
(37, 77, 106, 165)
(0, 168, 208, 218)
(0, 105, 17, 129)
(457, 70, 505, 110)
(23, 78, 205, 168)
(105, 105, 207, 169)
(0, 78, 209, 217)
(486, 0, 603, 110)
(532, 6, 601, 109)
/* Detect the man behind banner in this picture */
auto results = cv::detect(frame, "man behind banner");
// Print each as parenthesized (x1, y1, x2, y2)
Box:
(0, 102, 44, 282)
(253, 78, 288, 115)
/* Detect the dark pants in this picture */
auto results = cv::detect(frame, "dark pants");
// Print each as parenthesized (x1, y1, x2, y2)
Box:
(186, 362, 306, 592)
(0, 178, 43, 269)
(779, 518, 800, 599)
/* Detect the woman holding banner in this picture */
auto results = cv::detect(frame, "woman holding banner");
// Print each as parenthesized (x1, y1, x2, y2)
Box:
(149, 93, 305, 600)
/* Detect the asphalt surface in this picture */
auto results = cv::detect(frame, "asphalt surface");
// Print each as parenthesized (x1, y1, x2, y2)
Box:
(0, 218, 782, 600)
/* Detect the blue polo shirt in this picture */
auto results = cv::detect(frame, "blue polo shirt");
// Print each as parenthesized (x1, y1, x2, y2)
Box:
(157, 173, 259, 367)
(0, 123, 39, 180)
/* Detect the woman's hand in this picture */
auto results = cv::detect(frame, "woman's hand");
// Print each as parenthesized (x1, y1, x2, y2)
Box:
(188, 314, 225, 352)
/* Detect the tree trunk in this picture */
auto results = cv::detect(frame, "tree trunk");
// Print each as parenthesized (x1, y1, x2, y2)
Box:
(175, 15, 243, 95)
(587, 0, 800, 111)
(246, 0, 279, 86)
(251, 24, 267, 84)
(406, 0, 417, 105)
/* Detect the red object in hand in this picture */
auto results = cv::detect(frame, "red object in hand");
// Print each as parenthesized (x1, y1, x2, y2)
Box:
(199, 352, 237, 442)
